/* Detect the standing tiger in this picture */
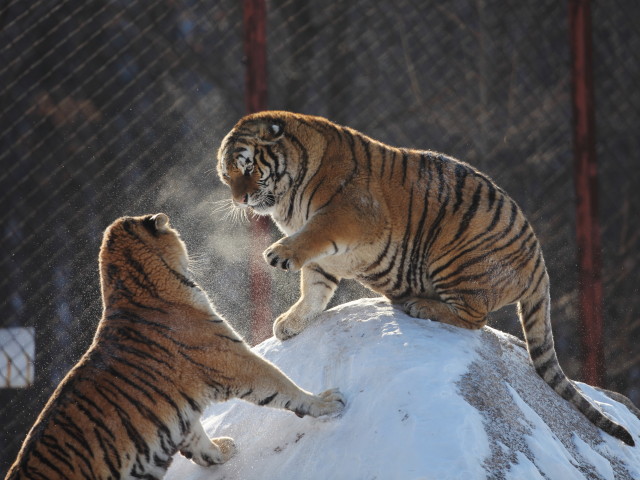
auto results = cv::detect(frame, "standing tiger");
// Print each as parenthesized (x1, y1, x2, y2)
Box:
(216, 110, 635, 446)
(6, 213, 345, 480)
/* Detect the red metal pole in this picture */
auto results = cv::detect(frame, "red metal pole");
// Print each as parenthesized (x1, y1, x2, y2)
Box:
(244, 0, 267, 114)
(568, 0, 605, 386)
(243, 0, 272, 344)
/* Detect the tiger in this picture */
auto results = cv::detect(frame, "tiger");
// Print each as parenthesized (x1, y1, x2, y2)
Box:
(6, 213, 345, 480)
(216, 110, 635, 446)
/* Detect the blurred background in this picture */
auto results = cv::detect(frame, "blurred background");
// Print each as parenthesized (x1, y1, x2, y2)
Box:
(1, 0, 639, 474)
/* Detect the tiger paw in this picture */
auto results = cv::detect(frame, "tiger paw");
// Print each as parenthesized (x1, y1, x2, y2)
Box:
(263, 241, 303, 271)
(293, 388, 346, 418)
(180, 436, 236, 467)
(273, 311, 309, 340)
(403, 299, 428, 319)
(212, 437, 237, 463)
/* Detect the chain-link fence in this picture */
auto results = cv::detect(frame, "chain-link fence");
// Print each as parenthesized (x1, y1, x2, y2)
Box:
(1, 0, 639, 474)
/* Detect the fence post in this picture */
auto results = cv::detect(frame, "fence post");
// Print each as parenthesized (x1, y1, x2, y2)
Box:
(243, 0, 272, 344)
(244, 0, 267, 114)
(569, 0, 605, 386)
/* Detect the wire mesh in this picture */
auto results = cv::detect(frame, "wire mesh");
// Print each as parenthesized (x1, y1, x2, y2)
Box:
(1, 0, 639, 474)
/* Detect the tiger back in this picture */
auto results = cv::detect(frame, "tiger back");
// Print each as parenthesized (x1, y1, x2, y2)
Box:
(216, 111, 635, 446)
(6, 213, 345, 480)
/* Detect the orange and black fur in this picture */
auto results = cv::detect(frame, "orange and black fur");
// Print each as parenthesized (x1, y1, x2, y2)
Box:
(6, 213, 345, 480)
(217, 111, 634, 446)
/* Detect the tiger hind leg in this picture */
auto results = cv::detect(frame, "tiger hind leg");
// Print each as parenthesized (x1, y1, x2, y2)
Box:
(179, 421, 237, 467)
(403, 297, 487, 330)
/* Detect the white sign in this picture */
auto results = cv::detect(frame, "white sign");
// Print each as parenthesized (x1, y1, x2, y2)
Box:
(0, 327, 35, 388)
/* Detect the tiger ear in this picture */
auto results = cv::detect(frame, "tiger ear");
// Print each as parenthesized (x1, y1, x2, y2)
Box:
(244, 118, 284, 143)
(151, 213, 169, 232)
(268, 122, 283, 139)
(260, 120, 284, 143)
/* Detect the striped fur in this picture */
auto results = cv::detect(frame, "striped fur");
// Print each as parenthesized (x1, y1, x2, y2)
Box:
(217, 111, 634, 446)
(6, 213, 345, 479)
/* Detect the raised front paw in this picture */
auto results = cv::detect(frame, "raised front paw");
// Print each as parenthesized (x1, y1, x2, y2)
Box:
(294, 388, 346, 418)
(263, 241, 303, 272)
(180, 437, 237, 467)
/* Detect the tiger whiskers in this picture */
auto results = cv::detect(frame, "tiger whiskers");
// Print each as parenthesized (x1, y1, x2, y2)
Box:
(252, 189, 276, 212)
(209, 198, 234, 214)
(186, 252, 208, 277)
(210, 198, 249, 225)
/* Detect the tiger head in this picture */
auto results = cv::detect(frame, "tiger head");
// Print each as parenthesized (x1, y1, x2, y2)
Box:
(99, 213, 194, 306)
(216, 111, 329, 216)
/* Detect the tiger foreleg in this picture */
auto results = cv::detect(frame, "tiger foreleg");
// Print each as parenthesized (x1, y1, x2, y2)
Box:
(179, 421, 237, 467)
(273, 264, 340, 340)
(263, 208, 369, 272)
(230, 350, 346, 417)
(264, 234, 341, 272)
(403, 297, 487, 330)
(243, 384, 346, 419)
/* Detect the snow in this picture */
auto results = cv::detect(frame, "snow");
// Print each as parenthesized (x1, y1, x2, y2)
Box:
(166, 297, 640, 480)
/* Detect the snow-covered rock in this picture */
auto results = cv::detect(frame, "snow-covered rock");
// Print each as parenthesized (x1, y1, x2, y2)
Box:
(166, 298, 640, 480)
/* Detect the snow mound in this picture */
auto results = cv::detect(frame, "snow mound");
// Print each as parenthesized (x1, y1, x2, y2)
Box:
(166, 298, 640, 480)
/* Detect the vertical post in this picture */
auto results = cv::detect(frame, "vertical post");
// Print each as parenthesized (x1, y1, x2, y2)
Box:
(243, 0, 272, 344)
(569, 0, 604, 386)
(244, 0, 267, 114)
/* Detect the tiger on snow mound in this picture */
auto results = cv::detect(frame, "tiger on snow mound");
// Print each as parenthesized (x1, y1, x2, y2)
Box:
(216, 110, 634, 446)
(6, 213, 345, 480)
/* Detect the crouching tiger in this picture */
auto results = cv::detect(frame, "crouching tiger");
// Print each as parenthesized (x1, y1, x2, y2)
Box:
(216, 110, 634, 446)
(6, 213, 345, 480)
